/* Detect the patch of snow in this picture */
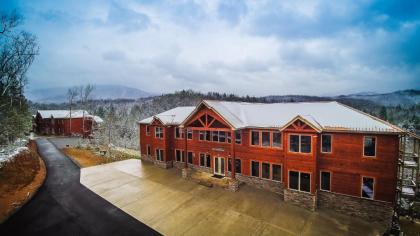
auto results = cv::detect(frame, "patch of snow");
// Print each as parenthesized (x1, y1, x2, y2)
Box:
(0, 139, 30, 166)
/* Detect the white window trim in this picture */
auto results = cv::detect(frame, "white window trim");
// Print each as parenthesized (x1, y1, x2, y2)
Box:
(271, 132, 282, 149)
(250, 130, 261, 146)
(155, 126, 164, 139)
(320, 134, 332, 154)
(261, 162, 271, 180)
(174, 127, 184, 139)
(250, 160, 260, 177)
(288, 134, 312, 154)
(363, 136, 377, 158)
(146, 125, 151, 136)
(235, 130, 242, 145)
(174, 149, 184, 162)
(288, 170, 311, 193)
(361, 176, 375, 200)
(187, 129, 193, 140)
(320, 171, 331, 192)
(271, 164, 282, 182)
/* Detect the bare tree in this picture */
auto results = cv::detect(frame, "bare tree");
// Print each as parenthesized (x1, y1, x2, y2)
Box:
(67, 87, 78, 136)
(78, 84, 94, 137)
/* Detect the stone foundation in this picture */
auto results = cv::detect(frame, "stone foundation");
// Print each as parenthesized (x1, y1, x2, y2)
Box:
(317, 191, 393, 223)
(173, 161, 185, 169)
(227, 179, 240, 192)
(189, 164, 212, 174)
(284, 189, 317, 211)
(154, 160, 173, 169)
(140, 154, 154, 163)
(182, 168, 193, 179)
(236, 174, 284, 196)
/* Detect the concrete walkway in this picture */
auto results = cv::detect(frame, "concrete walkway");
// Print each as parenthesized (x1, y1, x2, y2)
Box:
(81, 159, 386, 236)
(0, 139, 159, 236)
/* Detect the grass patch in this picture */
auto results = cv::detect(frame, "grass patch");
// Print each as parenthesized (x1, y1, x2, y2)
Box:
(62, 147, 140, 168)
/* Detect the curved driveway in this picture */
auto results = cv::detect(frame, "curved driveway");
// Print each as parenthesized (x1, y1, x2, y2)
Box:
(0, 139, 159, 236)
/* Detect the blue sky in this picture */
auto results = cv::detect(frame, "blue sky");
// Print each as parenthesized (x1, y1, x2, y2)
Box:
(1, 0, 419, 96)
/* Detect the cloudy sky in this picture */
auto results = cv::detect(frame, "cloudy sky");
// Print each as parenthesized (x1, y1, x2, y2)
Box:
(1, 0, 419, 96)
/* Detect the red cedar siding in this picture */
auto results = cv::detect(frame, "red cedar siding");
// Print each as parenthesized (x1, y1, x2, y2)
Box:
(139, 107, 398, 203)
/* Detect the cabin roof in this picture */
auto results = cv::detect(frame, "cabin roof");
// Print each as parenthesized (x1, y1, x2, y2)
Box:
(141, 100, 404, 134)
(200, 100, 403, 133)
(37, 110, 103, 123)
(139, 106, 196, 125)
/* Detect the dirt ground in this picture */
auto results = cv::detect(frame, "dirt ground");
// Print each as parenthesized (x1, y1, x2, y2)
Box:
(81, 160, 387, 236)
(0, 142, 46, 223)
(399, 218, 420, 235)
(62, 147, 139, 168)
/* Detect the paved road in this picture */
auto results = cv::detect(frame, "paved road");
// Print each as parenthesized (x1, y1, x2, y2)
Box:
(0, 139, 160, 236)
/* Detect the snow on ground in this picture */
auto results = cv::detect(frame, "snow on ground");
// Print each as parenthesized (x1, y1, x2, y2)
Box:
(0, 139, 29, 167)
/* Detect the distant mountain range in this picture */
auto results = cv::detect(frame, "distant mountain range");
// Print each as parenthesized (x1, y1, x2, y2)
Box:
(26, 85, 152, 103)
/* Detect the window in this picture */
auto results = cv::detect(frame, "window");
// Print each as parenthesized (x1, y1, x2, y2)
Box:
(289, 171, 311, 192)
(200, 153, 206, 167)
(228, 159, 241, 174)
(272, 132, 281, 148)
(187, 129, 193, 140)
(206, 154, 211, 167)
(290, 135, 300, 152)
(199, 131, 205, 141)
(320, 171, 331, 191)
(300, 173, 311, 192)
(155, 149, 164, 161)
(206, 131, 211, 141)
(362, 177, 374, 199)
(155, 127, 164, 138)
(187, 152, 193, 164)
(289, 134, 312, 153)
(251, 161, 260, 177)
(227, 132, 231, 143)
(147, 145, 151, 156)
(289, 171, 299, 190)
(321, 134, 332, 153)
(199, 153, 211, 167)
(175, 149, 183, 162)
(364, 136, 376, 157)
(146, 125, 150, 135)
(262, 132, 270, 147)
(235, 130, 242, 144)
(219, 131, 226, 142)
(175, 127, 183, 139)
(251, 131, 260, 146)
(272, 164, 281, 181)
(212, 131, 219, 142)
(262, 163, 270, 179)
(235, 159, 241, 174)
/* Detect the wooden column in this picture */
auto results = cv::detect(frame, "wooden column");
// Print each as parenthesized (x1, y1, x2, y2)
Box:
(231, 130, 236, 179)
(184, 127, 188, 168)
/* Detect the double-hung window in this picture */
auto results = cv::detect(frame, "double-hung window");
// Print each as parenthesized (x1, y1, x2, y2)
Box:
(251, 131, 260, 146)
(272, 132, 282, 148)
(187, 129, 193, 140)
(187, 152, 193, 164)
(363, 136, 376, 157)
(321, 134, 332, 153)
(362, 177, 374, 199)
(175, 149, 184, 162)
(251, 161, 260, 177)
(289, 135, 311, 153)
(320, 171, 331, 191)
(261, 162, 270, 179)
(175, 127, 183, 139)
(289, 171, 311, 192)
(235, 130, 242, 144)
(155, 149, 164, 161)
(146, 125, 150, 135)
(262, 132, 270, 147)
(155, 127, 164, 138)
(272, 164, 282, 181)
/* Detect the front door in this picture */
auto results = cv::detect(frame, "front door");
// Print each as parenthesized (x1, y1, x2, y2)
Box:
(214, 156, 225, 176)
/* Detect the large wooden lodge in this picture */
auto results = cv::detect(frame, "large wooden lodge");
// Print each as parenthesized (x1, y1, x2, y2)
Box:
(138, 100, 407, 221)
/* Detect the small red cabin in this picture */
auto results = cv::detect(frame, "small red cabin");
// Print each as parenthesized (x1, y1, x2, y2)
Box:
(34, 110, 103, 137)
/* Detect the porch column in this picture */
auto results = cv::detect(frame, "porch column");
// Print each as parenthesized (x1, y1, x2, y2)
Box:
(184, 127, 188, 168)
(231, 130, 236, 179)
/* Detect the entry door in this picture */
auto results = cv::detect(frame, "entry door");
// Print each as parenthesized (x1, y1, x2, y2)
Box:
(214, 156, 225, 175)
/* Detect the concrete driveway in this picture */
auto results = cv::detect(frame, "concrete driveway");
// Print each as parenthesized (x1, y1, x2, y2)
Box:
(81, 160, 385, 236)
(0, 139, 159, 236)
